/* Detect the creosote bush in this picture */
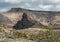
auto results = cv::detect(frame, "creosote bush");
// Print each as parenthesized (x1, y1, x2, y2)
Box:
(28, 27, 60, 42)
(11, 27, 60, 42)
(13, 31, 27, 38)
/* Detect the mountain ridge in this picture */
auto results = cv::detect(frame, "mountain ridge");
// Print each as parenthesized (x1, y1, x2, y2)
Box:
(0, 8, 60, 28)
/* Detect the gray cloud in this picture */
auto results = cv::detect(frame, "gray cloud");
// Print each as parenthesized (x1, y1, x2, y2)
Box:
(0, 0, 60, 12)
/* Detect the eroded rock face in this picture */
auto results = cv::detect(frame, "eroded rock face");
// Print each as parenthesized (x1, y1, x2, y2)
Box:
(13, 13, 42, 29)
(1, 8, 60, 28)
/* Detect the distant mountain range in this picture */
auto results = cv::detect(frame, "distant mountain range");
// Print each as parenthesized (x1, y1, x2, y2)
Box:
(0, 8, 60, 29)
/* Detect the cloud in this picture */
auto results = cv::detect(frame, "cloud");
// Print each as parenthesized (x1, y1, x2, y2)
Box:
(0, 8, 10, 12)
(0, 0, 60, 11)
(38, 5, 53, 11)
(2, 0, 33, 4)
(43, 0, 60, 5)
(25, 3, 31, 7)
(50, 0, 60, 4)
(55, 5, 60, 11)
(4, 0, 22, 4)
(32, 0, 37, 2)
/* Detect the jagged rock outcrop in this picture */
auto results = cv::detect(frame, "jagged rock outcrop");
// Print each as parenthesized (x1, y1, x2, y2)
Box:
(0, 8, 60, 28)
(13, 13, 42, 29)
(13, 13, 35, 29)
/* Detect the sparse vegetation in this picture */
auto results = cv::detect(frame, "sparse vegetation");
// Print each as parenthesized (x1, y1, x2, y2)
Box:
(27, 28, 60, 42)
(13, 30, 27, 38)
(0, 24, 60, 42)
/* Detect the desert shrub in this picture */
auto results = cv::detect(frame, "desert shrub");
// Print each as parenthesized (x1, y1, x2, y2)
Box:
(13, 31, 27, 38)
(37, 29, 59, 42)
(28, 28, 60, 42)
(0, 24, 59, 42)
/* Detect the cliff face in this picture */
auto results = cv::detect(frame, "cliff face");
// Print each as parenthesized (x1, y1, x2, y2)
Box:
(0, 8, 60, 28)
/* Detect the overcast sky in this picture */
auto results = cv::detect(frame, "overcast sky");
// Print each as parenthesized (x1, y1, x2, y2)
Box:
(0, 0, 60, 12)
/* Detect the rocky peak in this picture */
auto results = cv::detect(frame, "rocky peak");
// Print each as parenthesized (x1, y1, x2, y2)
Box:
(21, 13, 28, 21)
(13, 13, 35, 29)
